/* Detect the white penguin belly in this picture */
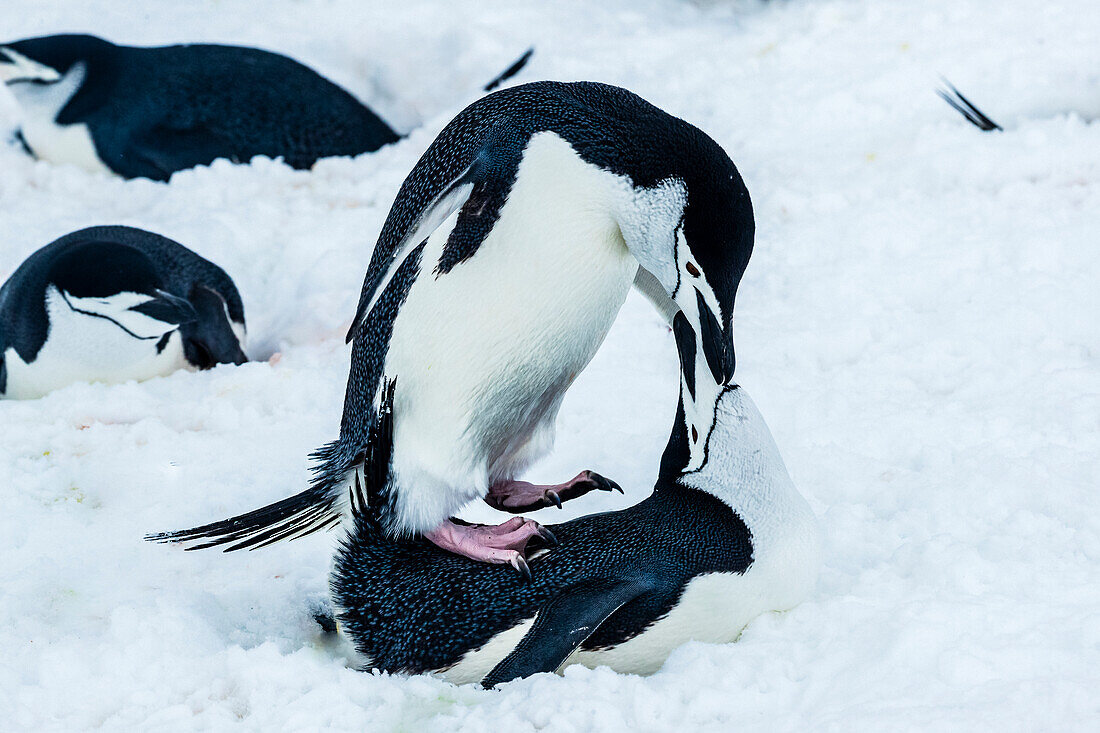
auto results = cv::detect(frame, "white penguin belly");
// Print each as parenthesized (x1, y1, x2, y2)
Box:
(383, 131, 640, 533)
(2, 288, 188, 399)
(20, 117, 111, 175)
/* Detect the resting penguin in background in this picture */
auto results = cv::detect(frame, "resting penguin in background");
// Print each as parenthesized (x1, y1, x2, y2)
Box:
(150, 81, 753, 574)
(0, 225, 247, 399)
(327, 353, 820, 686)
(0, 33, 530, 180)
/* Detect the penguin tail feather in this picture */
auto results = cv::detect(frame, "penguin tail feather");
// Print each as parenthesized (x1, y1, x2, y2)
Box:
(937, 80, 1002, 131)
(483, 48, 534, 92)
(144, 441, 354, 552)
(145, 379, 398, 552)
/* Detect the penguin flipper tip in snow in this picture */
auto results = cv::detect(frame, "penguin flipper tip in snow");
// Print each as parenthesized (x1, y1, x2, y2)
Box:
(937, 80, 1002, 131)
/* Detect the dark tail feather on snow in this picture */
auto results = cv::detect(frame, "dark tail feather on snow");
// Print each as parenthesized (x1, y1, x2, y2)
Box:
(483, 48, 534, 92)
(144, 440, 354, 552)
(937, 81, 1003, 131)
(145, 379, 399, 552)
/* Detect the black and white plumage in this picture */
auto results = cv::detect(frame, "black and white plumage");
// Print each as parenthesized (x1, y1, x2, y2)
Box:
(151, 81, 754, 563)
(328, 369, 820, 687)
(0, 225, 247, 399)
(0, 33, 401, 180)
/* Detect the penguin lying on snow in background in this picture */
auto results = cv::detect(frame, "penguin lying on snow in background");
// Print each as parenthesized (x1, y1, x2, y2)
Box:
(327, 353, 819, 687)
(0, 34, 532, 180)
(150, 81, 753, 573)
(0, 225, 247, 399)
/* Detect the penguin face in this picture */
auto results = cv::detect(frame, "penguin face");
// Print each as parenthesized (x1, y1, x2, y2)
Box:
(178, 285, 247, 370)
(0, 35, 111, 85)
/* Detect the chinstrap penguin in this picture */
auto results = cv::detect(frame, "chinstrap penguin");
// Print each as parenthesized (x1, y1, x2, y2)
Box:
(327, 358, 820, 687)
(0, 34, 529, 180)
(150, 81, 753, 572)
(0, 225, 247, 399)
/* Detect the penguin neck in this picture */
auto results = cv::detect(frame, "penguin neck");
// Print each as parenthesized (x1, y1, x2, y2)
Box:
(655, 384, 806, 537)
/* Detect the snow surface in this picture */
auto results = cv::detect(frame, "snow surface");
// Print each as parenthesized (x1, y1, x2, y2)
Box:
(2, 0, 1099, 730)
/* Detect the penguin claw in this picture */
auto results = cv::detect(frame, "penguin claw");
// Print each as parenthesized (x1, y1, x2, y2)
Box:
(510, 554, 533, 581)
(537, 526, 559, 547)
(545, 490, 563, 509)
(582, 471, 622, 494)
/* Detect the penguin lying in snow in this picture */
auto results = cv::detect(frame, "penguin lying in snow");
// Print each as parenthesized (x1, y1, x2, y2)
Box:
(0, 34, 531, 181)
(0, 225, 247, 399)
(150, 81, 753, 574)
(326, 342, 819, 687)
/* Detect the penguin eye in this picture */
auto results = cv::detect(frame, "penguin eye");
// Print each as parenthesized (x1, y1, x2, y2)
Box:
(686, 262, 701, 277)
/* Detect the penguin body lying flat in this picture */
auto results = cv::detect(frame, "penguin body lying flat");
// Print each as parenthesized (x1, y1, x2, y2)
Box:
(331, 378, 820, 687)
(0, 225, 247, 398)
(0, 33, 401, 179)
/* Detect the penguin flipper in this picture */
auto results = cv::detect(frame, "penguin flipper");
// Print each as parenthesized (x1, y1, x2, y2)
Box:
(345, 168, 478, 343)
(346, 130, 521, 343)
(129, 289, 199, 326)
(481, 578, 653, 688)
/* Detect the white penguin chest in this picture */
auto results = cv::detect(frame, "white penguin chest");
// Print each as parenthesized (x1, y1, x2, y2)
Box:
(8, 65, 112, 175)
(383, 132, 640, 481)
(2, 287, 188, 399)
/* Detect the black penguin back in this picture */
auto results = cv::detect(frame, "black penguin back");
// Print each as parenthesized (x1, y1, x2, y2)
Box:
(331, 485, 753, 678)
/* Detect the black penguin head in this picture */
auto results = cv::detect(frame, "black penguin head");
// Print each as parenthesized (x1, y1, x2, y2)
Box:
(626, 135, 753, 396)
(179, 284, 248, 370)
(0, 34, 114, 85)
(643, 140, 753, 477)
(676, 153, 754, 386)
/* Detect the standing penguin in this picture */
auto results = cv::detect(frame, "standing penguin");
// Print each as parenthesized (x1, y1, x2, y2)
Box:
(0, 225, 247, 399)
(329, 360, 819, 686)
(151, 81, 753, 573)
(0, 34, 532, 180)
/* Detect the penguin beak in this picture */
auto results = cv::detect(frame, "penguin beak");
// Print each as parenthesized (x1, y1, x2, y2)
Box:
(695, 294, 734, 385)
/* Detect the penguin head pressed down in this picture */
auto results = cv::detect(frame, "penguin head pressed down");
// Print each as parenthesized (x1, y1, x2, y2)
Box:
(177, 283, 247, 369)
(45, 238, 246, 369)
(623, 133, 752, 396)
(622, 137, 752, 474)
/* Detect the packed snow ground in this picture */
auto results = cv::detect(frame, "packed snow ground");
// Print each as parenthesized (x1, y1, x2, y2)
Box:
(2, 0, 1098, 730)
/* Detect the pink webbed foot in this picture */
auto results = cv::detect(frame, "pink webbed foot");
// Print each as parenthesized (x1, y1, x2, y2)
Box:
(423, 517, 558, 579)
(484, 470, 623, 513)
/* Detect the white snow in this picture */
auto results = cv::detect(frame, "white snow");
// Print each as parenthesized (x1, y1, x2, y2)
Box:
(1, 0, 1098, 730)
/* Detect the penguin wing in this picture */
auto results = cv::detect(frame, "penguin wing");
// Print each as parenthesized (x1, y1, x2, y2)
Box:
(345, 169, 478, 343)
(346, 129, 523, 343)
(481, 578, 654, 688)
